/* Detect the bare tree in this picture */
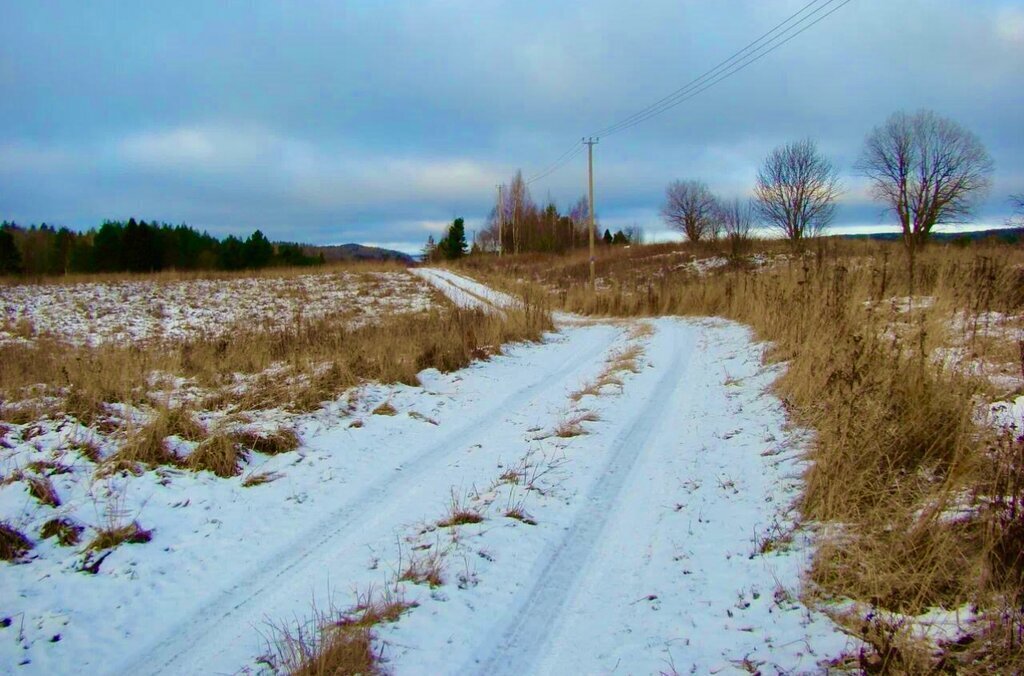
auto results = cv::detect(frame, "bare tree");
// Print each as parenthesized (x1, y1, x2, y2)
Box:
(753, 139, 841, 247)
(1009, 193, 1024, 227)
(857, 110, 993, 271)
(623, 223, 644, 245)
(662, 180, 719, 242)
(719, 198, 753, 258)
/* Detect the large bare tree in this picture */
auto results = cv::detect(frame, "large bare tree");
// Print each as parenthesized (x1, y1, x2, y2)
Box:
(662, 180, 719, 242)
(753, 139, 840, 246)
(857, 110, 993, 266)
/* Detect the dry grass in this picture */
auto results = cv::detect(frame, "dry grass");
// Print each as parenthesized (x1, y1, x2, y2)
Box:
(461, 237, 1024, 668)
(437, 489, 484, 528)
(230, 427, 300, 455)
(86, 521, 152, 551)
(553, 410, 600, 438)
(39, 517, 84, 547)
(242, 469, 285, 488)
(187, 433, 245, 477)
(504, 505, 537, 526)
(399, 549, 445, 587)
(371, 402, 398, 416)
(0, 522, 33, 561)
(103, 412, 182, 475)
(26, 475, 61, 507)
(266, 586, 415, 676)
(0, 266, 551, 485)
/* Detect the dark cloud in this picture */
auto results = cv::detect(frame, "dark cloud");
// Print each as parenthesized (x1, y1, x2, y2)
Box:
(1, 1, 1021, 251)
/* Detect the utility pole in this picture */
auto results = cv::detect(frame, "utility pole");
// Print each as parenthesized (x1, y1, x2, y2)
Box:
(584, 137, 599, 287)
(497, 184, 503, 257)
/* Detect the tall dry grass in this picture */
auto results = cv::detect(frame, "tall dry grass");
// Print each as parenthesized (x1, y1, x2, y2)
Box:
(0, 267, 552, 477)
(460, 238, 1024, 670)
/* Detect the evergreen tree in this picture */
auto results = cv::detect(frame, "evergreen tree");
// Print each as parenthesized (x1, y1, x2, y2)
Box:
(94, 221, 124, 272)
(243, 229, 273, 268)
(422, 235, 437, 261)
(443, 218, 467, 260)
(218, 235, 245, 270)
(612, 230, 628, 245)
(0, 227, 21, 274)
(603, 229, 613, 245)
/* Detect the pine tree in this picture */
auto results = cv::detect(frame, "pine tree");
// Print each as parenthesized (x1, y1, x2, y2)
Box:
(0, 227, 22, 274)
(603, 229, 613, 245)
(445, 218, 467, 259)
(243, 229, 274, 268)
(423, 234, 437, 262)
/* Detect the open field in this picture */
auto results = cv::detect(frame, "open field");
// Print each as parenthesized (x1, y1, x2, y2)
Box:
(0, 267, 435, 347)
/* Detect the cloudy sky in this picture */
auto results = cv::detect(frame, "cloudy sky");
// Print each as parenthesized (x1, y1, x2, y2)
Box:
(1, 0, 1022, 252)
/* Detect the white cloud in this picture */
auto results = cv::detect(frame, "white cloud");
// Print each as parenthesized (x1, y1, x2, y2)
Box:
(996, 6, 1024, 43)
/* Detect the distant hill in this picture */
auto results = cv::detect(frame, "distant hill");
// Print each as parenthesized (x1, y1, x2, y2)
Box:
(840, 227, 1023, 244)
(304, 243, 415, 265)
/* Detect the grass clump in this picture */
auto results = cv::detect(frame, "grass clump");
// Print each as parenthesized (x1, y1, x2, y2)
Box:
(0, 522, 33, 561)
(399, 550, 445, 587)
(230, 427, 300, 455)
(371, 402, 397, 417)
(86, 521, 152, 551)
(553, 410, 600, 438)
(437, 490, 484, 528)
(187, 433, 245, 477)
(267, 586, 415, 676)
(26, 475, 61, 508)
(504, 506, 537, 526)
(40, 517, 84, 547)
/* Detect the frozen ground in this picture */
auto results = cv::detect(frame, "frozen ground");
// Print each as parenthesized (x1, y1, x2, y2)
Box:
(0, 269, 856, 674)
(0, 271, 435, 347)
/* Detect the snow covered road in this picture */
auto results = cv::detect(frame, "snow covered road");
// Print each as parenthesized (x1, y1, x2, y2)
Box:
(2, 269, 852, 674)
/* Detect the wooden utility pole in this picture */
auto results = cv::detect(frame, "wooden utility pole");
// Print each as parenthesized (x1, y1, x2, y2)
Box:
(497, 184, 503, 257)
(584, 137, 599, 286)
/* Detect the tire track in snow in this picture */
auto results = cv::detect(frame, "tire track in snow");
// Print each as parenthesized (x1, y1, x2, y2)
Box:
(411, 268, 501, 313)
(414, 268, 518, 310)
(118, 326, 623, 675)
(464, 320, 692, 676)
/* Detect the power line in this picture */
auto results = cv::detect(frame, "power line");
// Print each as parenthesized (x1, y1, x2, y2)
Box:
(526, 139, 584, 185)
(589, 0, 832, 138)
(517, 0, 854, 189)
(594, 0, 852, 138)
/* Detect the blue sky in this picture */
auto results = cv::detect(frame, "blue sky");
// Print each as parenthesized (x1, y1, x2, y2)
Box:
(1, 0, 1022, 252)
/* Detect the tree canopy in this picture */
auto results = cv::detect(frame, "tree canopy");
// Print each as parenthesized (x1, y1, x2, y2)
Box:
(0, 219, 322, 276)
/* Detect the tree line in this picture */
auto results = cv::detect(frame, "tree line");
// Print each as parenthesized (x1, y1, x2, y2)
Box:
(0, 218, 322, 276)
(661, 109, 1003, 272)
(425, 170, 641, 259)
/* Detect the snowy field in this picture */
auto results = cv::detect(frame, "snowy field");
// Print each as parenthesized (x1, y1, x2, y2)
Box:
(0, 271, 436, 347)
(0, 268, 861, 674)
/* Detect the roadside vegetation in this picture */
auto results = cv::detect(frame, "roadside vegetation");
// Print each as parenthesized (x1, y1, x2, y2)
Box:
(457, 234, 1024, 671)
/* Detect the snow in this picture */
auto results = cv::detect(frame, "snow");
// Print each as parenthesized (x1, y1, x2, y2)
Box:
(411, 267, 519, 313)
(0, 269, 855, 673)
(0, 271, 435, 347)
